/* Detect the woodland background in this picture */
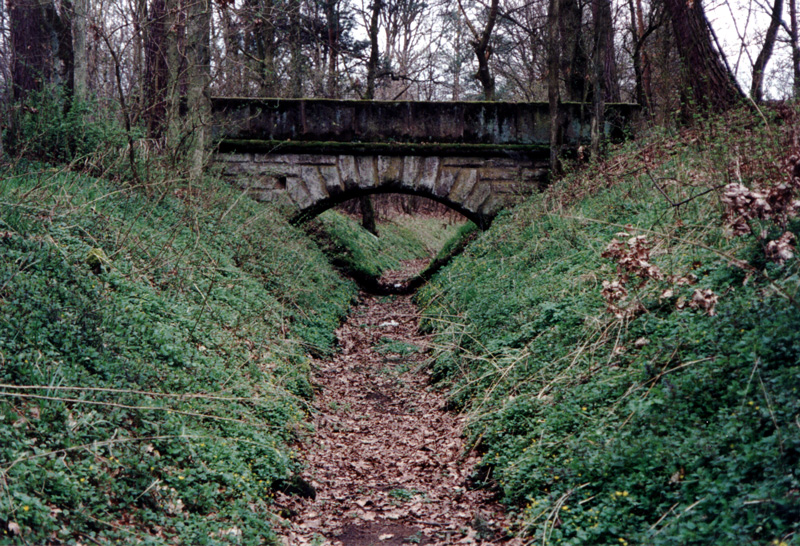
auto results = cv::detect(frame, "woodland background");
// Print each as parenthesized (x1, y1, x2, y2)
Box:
(1, 0, 799, 168)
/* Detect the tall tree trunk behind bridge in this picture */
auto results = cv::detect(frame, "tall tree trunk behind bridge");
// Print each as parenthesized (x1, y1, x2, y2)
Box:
(547, 0, 562, 175)
(9, 0, 61, 99)
(72, 0, 88, 102)
(627, 0, 654, 113)
(663, 0, 743, 112)
(185, 0, 211, 180)
(750, 0, 783, 102)
(591, 0, 611, 157)
(289, 0, 304, 97)
(246, 0, 279, 96)
(365, 0, 382, 99)
(144, 0, 170, 138)
(559, 0, 589, 102)
(473, 0, 499, 100)
(598, 1, 619, 103)
(325, 0, 339, 97)
(791, 0, 800, 99)
(458, 0, 499, 100)
(359, 0, 382, 235)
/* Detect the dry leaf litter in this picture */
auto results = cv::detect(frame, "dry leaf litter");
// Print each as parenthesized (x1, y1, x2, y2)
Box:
(277, 261, 520, 546)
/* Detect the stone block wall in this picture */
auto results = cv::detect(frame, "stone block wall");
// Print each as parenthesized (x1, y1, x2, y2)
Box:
(214, 152, 549, 227)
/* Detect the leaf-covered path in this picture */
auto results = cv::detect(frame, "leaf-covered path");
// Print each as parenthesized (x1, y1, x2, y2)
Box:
(277, 263, 517, 545)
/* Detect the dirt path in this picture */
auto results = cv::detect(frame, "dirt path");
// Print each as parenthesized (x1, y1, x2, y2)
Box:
(275, 262, 517, 546)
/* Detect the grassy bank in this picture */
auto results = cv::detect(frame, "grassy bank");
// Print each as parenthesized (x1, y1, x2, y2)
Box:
(418, 108, 800, 545)
(306, 208, 469, 279)
(0, 165, 355, 544)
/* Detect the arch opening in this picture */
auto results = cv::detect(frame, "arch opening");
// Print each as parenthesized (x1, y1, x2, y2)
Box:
(300, 192, 480, 295)
(289, 185, 493, 229)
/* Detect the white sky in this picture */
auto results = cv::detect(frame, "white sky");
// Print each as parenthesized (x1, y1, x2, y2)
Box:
(706, 0, 795, 98)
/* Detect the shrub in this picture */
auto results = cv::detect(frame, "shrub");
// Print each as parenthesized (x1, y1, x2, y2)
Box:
(5, 86, 128, 164)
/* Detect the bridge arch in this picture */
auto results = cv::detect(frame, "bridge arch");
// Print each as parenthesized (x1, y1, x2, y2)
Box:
(291, 185, 486, 228)
(211, 99, 638, 225)
(215, 151, 549, 230)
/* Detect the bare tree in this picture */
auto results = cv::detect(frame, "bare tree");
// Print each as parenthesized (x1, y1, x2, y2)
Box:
(488, 0, 548, 101)
(288, 0, 304, 96)
(143, 0, 171, 137)
(560, 0, 589, 102)
(591, 0, 611, 156)
(457, 0, 500, 99)
(787, 0, 799, 97)
(360, 0, 382, 234)
(751, 0, 784, 101)
(627, 0, 658, 112)
(243, 0, 280, 95)
(8, 0, 70, 99)
(186, 0, 211, 179)
(365, 0, 382, 98)
(380, 0, 439, 99)
(663, 0, 743, 112)
(324, 0, 340, 96)
(547, 0, 560, 172)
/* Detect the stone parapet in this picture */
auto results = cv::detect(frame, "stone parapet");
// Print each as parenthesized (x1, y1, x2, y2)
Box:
(211, 98, 638, 146)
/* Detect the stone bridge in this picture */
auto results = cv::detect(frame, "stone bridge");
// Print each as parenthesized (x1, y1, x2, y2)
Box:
(211, 98, 638, 228)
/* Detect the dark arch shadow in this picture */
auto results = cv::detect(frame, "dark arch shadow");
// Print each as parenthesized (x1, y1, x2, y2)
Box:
(295, 190, 483, 295)
(288, 184, 495, 231)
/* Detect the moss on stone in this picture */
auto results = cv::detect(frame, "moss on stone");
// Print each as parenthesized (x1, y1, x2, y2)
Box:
(216, 139, 551, 158)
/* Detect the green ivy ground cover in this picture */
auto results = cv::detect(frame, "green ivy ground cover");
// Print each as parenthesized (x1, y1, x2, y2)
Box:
(418, 109, 800, 545)
(0, 165, 355, 544)
(306, 209, 467, 279)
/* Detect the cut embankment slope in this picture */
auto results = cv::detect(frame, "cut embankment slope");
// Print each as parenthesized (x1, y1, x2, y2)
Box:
(306, 209, 475, 293)
(0, 166, 355, 544)
(417, 108, 800, 545)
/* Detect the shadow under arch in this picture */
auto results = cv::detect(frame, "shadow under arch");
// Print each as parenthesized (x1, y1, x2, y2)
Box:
(288, 184, 494, 230)
(293, 189, 482, 295)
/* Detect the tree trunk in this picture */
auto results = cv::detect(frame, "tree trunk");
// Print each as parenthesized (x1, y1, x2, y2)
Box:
(9, 0, 55, 99)
(600, 2, 619, 102)
(72, 0, 88, 101)
(788, 0, 799, 98)
(163, 0, 184, 160)
(53, 0, 74, 94)
(219, 3, 239, 95)
(750, 0, 784, 101)
(359, 194, 377, 234)
(663, 0, 743, 112)
(459, 0, 498, 100)
(132, 0, 148, 112)
(185, 0, 211, 180)
(360, 0, 382, 234)
(628, 0, 653, 111)
(144, 0, 170, 138)
(289, 0, 304, 97)
(472, 0, 498, 102)
(559, 0, 589, 102)
(246, 0, 279, 96)
(591, 0, 611, 156)
(365, 0, 382, 99)
(547, 0, 562, 174)
(451, 11, 464, 100)
(628, 0, 643, 107)
(325, 0, 339, 97)
(259, 21, 279, 97)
